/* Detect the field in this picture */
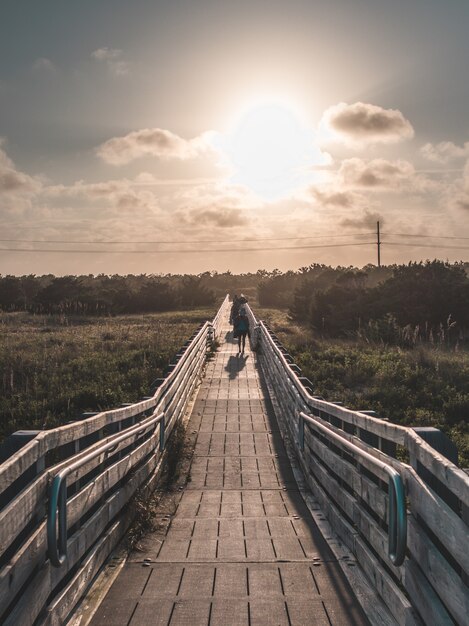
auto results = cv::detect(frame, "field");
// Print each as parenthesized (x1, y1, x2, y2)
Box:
(256, 306, 469, 468)
(0, 307, 215, 443)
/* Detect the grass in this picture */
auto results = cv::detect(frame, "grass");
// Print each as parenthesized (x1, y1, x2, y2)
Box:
(255, 306, 469, 468)
(0, 307, 214, 442)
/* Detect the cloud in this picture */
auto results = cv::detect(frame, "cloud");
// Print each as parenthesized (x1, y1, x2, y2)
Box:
(338, 158, 430, 191)
(340, 210, 383, 229)
(310, 187, 358, 208)
(0, 140, 42, 197)
(448, 160, 469, 211)
(177, 206, 249, 228)
(97, 128, 215, 165)
(91, 47, 130, 76)
(420, 141, 469, 163)
(46, 177, 159, 213)
(32, 57, 57, 73)
(169, 181, 258, 229)
(320, 102, 414, 145)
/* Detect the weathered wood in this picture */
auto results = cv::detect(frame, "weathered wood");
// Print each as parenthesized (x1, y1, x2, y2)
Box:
(404, 559, 453, 625)
(0, 473, 48, 556)
(406, 430, 469, 507)
(0, 522, 45, 614)
(0, 422, 165, 617)
(404, 468, 469, 575)
(303, 427, 388, 520)
(3, 443, 161, 626)
(40, 518, 128, 626)
(407, 516, 469, 625)
(0, 313, 213, 626)
(301, 449, 417, 626)
(304, 437, 402, 581)
(352, 539, 421, 626)
(303, 416, 390, 483)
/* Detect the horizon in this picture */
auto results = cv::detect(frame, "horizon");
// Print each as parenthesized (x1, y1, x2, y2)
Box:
(2, 257, 469, 279)
(1, 0, 469, 275)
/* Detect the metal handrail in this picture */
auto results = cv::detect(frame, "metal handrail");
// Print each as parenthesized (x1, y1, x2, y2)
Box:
(299, 411, 407, 566)
(47, 412, 164, 567)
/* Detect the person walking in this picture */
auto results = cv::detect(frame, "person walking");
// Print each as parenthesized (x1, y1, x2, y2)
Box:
(234, 306, 250, 354)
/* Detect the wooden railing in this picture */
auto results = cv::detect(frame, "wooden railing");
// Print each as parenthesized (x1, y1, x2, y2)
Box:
(1, 295, 467, 626)
(0, 295, 229, 626)
(247, 305, 469, 626)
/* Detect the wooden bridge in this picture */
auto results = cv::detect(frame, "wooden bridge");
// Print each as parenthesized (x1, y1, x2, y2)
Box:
(0, 297, 468, 625)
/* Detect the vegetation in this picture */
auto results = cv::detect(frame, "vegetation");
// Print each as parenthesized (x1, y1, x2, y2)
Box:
(0, 308, 213, 443)
(2, 260, 469, 466)
(0, 274, 217, 314)
(257, 307, 469, 468)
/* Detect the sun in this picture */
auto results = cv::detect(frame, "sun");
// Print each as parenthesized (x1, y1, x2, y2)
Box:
(221, 101, 316, 201)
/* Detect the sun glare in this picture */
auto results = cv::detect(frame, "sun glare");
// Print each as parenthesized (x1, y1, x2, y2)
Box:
(221, 102, 316, 201)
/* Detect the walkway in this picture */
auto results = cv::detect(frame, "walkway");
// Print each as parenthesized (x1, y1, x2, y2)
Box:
(90, 315, 369, 626)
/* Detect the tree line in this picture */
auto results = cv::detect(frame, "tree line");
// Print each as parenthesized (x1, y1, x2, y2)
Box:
(2, 262, 469, 341)
(257, 261, 469, 345)
(0, 274, 219, 314)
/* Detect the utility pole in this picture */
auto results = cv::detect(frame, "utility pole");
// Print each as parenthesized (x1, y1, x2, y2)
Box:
(377, 220, 381, 267)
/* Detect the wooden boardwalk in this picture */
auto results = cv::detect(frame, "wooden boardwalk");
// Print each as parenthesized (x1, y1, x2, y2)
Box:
(90, 315, 369, 626)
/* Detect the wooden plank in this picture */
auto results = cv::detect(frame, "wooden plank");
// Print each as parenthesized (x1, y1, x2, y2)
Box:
(304, 440, 402, 581)
(67, 429, 162, 529)
(0, 402, 153, 495)
(404, 560, 453, 625)
(0, 437, 43, 495)
(303, 413, 392, 483)
(352, 540, 421, 626)
(0, 414, 162, 559)
(305, 424, 388, 502)
(406, 430, 469, 507)
(0, 523, 46, 615)
(304, 425, 389, 518)
(407, 516, 469, 625)
(0, 422, 164, 616)
(0, 473, 47, 555)
(260, 325, 408, 445)
(0, 323, 208, 623)
(301, 451, 417, 626)
(40, 518, 129, 626)
(404, 469, 469, 575)
(3, 448, 161, 626)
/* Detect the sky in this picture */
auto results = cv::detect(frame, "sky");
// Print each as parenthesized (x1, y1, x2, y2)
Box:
(1, 0, 469, 275)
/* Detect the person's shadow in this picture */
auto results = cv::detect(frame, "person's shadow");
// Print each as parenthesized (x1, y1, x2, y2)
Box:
(225, 354, 249, 380)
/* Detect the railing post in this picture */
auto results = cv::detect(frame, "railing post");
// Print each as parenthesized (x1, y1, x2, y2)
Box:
(159, 414, 166, 451)
(47, 474, 68, 567)
(298, 412, 305, 451)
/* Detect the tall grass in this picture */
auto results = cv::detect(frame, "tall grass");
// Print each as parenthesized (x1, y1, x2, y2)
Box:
(0, 308, 213, 442)
(256, 307, 469, 467)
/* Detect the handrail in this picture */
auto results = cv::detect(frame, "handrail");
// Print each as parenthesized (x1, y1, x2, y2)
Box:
(243, 314, 407, 564)
(299, 411, 407, 566)
(46, 315, 213, 569)
(47, 412, 165, 567)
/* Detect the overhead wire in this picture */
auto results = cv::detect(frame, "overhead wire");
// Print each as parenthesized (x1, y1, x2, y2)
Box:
(383, 242, 469, 251)
(0, 233, 374, 245)
(384, 233, 469, 241)
(0, 242, 374, 254)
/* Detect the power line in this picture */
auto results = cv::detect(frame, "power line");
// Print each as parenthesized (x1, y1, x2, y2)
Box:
(2, 232, 469, 246)
(0, 233, 375, 245)
(0, 242, 374, 254)
(384, 242, 469, 251)
(385, 233, 469, 241)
